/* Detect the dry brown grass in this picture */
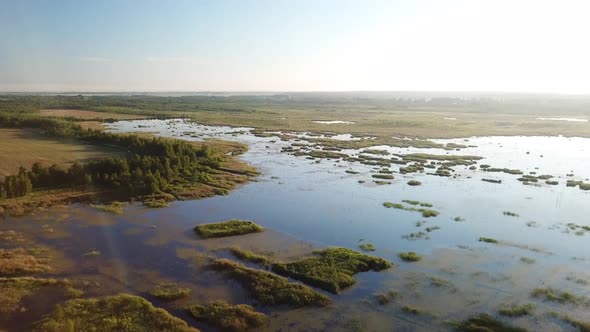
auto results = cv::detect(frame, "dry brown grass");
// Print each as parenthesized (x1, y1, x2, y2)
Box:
(0, 128, 125, 177)
(39, 109, 145, 120)
(0, 248, 51, 275)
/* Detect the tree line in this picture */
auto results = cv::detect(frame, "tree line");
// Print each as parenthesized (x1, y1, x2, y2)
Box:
(0, 114, 222, 199)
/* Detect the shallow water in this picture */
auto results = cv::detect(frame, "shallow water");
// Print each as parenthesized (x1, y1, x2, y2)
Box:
(3, 118, 590, 330)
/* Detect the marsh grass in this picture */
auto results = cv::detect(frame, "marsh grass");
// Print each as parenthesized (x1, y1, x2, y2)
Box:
(398, 252, 422, 262)
(454, 216, 465, 222)
(498, 304, 535, 317)
(345, 170, 360, 174)
(91, 201, 125, 214)
(479, 237, 499, 244)
(229, 247, 270, 266)
(452, 313, 527, 332)
(358, 243, 376, 252)
(407, 180, 422, 186)
(195, 220, 264, 239)
(402, 200, 433, 207)
(383, 202, 439, 218)
(187, 301, 267, 332)
(211, 259, 331, 307)
(373, 180, 391, 185)
(503, 211, 519, 217)
(150, 283, 191, 300)
(401, 305, 421, 315)
(482, 178, 502, 184)
(531, 287, 590, 305)
(0, 247, 51, 275)
(271, 247, 392, 294)
(144, 199, 169, 208)
(372, 174, 394, 180)
(520, 257, 535, 264)
(375, 290, 398, 305)
(0, 277, 74, 313)
(35, 294, 198, 332)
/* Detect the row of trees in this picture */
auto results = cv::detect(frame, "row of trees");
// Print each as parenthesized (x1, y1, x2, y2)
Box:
(0, 114, 222, 199)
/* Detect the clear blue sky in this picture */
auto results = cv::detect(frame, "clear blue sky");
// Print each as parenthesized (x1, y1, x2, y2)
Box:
(1, 0, 589, 93)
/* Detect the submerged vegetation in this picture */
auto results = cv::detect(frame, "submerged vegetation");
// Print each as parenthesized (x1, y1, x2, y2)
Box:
(407, 180, 422, 186)
(36, 294, 198, 332)
(271, 247, 392, 294)
(452, 313, 527, 332)
(375, 290, 398, 305)
(383, 201, 439, 218)
(358, 243, 376, 252)
(498, 304, 535, 317)
(187, 301, 267, 332)
(210, 259, 331, 307)
(398, 251, 422, 262)
(531, 287, 590, 305)
(195, 220, 264, 239)
(150, 283, 191, 300)
(479, 237, 499, 244)
(229, 247, 271, 266)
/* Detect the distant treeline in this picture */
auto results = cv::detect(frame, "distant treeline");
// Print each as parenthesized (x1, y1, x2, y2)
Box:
(0, 114, 221, 199)
(3, 94, 590, 116)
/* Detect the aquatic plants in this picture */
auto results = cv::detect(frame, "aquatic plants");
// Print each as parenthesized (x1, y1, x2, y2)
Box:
(402, 200, 433, 207)
(358, 243, 376, 252)
(498, 304, 535, 317)
(210, 259, 331, 307)
(35, 294, 198, 332)
(482, 178, 502, 184)
(372, 174, 394, 180)
(195, 220, 264, 239)
(401, 305, 421, 315)
(229, 247, 270, 266)
(407, 180, 422, 186)
(0, 248, 51, 275)
(383, 201, 439, 218)
(479, 237, 499, 244)
(503, 211, 519, 217)
(531, 287, 590, 305)
(271, 247, 392, 294)
(144, 199, 169, 208)
(452, 313, 527, 332)
(398, 251, 422, 262)
(150, 283, 191, 300)
(375, 290, 398, 305)
(187, 301, 267, 332)
(519, 257, 535, 264)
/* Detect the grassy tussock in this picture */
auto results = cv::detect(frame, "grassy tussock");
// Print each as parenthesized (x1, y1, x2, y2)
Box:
(35, 294, 198, 332)
(195, 220, 264, 239)
(150, 283, 191, 300)
(187, 301, 267, 332)
(210, 259, 331, 307)
(271, 247, 392, 294)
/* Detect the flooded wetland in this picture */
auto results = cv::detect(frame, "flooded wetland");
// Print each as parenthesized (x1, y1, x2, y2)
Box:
(3, 113, 590, 331)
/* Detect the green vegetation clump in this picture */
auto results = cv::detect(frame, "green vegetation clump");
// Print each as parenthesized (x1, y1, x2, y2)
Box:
(0, 277, 74, 313)
(144, 199, 169, 208)
(229, 247, 270, 266)
(372, 174, 394, 180)
(345, 169, 360, 174)
(373, 180, 391, 185)
(402, 200, 433, 207)
(361, 149, 390, 155)
(498, 304, 535, 317)
(503, 211, 519, 217)
(484, 168, 524, 175)
(91, 201, 125, 214)
(383, 201, 439, 218)
(407, 180, 422, 186)
(401, 305, 421, 315)
(452, 313, 527, 332)
(358, 243, 376, 252)
(531, 287, 590, 305)
(545, 180, 559, 185)
(0, 248, 51, 275)
(454, 216, 465, 222)
(375, 290, 398, 305)
(479, 237, 499, 244)
(400, 164, 425, 174)
(195, 220, 264, 239)
(520, 257, 535, 264)
(398, 251, 422, 262)
(557, 315, 590, 332)
(187, 301, 267, 332)
(210, 259, 331, 307)
(150, 283, 191, 300)
(482, 178, 502, 184)
(35, 294, 199, 332)
(271, 247, 392, 294)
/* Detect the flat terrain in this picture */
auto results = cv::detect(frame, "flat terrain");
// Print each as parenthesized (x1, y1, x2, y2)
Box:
(39, 109, 146, 120)
(0, 129, 125, 177)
